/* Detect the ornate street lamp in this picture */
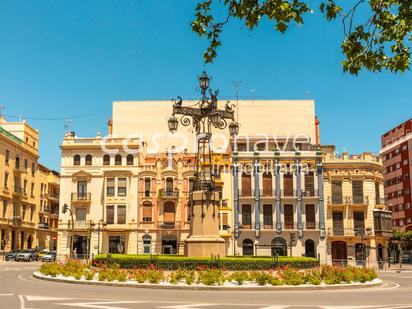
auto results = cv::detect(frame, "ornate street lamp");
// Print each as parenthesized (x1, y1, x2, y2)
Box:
(169, 71, 238, 192)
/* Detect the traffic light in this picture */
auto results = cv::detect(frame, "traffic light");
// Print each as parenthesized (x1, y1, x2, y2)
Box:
(63, 204, 69, 214)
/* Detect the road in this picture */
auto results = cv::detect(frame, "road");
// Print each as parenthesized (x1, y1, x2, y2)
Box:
(1, 261, 412, 309)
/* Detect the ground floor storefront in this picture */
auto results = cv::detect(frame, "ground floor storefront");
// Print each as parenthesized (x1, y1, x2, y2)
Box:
(0, 226, 37, 252)
(234, 230, 326, 260)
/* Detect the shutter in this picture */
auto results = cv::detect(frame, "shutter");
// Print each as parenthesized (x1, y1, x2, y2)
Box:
(263, 204, 273, 227)
(352, 181, 364, 204)
(117, 205, 126, 224)
(262, 173, 272, 196)
(164, 202, 175, 222)
(304, 172, 315, 195)
(222, 213, 228, 225)
(305, 204, 315, 229)
(284, 204, 294, 229)
(242, 174, 251, 196)
(106, 206, 114, 224)
(332, 181, 343, 204)
(242, 204, 252, 227)
(143, 204, 152, 220)
(283, 174, 293, 196)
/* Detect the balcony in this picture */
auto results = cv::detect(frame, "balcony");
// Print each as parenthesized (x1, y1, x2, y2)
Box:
(158, 189, 179, 200)
(348, 196, 369, 205)
(375, 197, 386, 206)
(71, 192, 91, 204)
(13, 186, 23, 197)
(239, 190, 253, 197)
(281, 189, 297, 198)
(158, 221, 180, 229)
(38, 222, 49, 230)
(302, 189, 319, 198)
(327, 196, 349, 205)
(48, 192, 60, 201)
(12, 216, 22, 226)
(260, 190, 275, 197)
(68, 220, 91, 230)
(13, 164, 26, 174)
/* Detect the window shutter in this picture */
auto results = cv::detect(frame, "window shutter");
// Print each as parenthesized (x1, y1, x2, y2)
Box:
(117, 205, 126, 224)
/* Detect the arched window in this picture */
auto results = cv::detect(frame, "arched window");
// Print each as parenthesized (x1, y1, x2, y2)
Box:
(126, 154, 134, 166)
(115, 154, 122, 166)
(73, 155, 81, 166)
(103, 154, 110, 166)
(305, 239, 316, 258)
(85, 154, 92, 166)
(271, 237, 287, 257)
(242, 239, 254, 256)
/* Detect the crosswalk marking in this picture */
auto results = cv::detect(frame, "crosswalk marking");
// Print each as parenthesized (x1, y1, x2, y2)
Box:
(57, 300, 148, 309)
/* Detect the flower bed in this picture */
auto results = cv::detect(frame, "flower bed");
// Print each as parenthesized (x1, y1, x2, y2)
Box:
(39, 260, 378, 287)
(93, 254, 319, 270)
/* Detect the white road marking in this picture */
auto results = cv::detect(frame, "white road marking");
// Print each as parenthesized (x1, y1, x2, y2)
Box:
(26, 295, 74, 301)
(158, 305, 216, 309)
(0, 293, 14, 296)
(18, 295, 39, 309)
(57, 301, 148, 309)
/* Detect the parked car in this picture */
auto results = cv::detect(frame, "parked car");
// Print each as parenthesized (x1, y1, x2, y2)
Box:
(5, 249, 22, 261)
(15, 249, 39, 262)
(42, 251, 56, 262)
(38, 250, 51, 260)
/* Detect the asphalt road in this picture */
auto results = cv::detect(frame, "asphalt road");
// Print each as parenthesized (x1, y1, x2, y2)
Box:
(1, 261, 412, 309)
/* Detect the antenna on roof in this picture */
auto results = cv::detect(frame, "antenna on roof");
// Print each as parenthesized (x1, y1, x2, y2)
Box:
(233, 81, 241, 121)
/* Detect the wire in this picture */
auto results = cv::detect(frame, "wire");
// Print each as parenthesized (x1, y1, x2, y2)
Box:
(2, 107, 111, 121)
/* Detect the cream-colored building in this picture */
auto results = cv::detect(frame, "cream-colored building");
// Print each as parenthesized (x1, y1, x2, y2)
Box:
(0, 117, 59, 252)
(324, 151, 391, 267)
(57, 100, 317, 257)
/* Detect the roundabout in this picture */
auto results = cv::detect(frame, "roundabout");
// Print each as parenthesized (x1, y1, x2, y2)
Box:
(0, 262, 411, 309)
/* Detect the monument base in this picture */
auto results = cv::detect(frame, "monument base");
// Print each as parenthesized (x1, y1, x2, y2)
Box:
(185, 190, 226, 257)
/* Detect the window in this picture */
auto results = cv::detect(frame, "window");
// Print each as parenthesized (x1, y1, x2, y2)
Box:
(143, 235, 152, 254)
(73, 154, 81, 166)
(24, 159, 28, 170)
(103, 155, 110, 166)
(242, 239, 254, 256)
(189, 177, 194, 193)
(77, 181, 88, 199)
(106, 205, 115, 224)
(30, 206, 34, 222)
(166, 177, 174, 193)
(105, 178, 115, 197)
(164, 202, 175, 223)
(304, 172, 315, 196)
(354, 211, 365, 229)
(283, 173, 294, 196)
(126, 154, 134, 166)
(117, 205, 126, 224)
(31, 183, 34, 196)
(118, 178, 127, 196)
(284, 204, 294, 229)
(2, 200, 8, 217)
(4, 172, 9, 188)
(142, 202, 152, 221)
(144, 178, 151, 197)
(331, 181, 343, 204)
(404, 159, 409, 166)
(109, 236, 125, 254)
(263, 204, 273, 228)
(23, 180, 27, 194)
(221, 212, 229, 230)
(408, 217, 412, 224)
(31, 163, 35, 176)
(305, 204, 316, 229)
(85, 154, 92, 166)
(352, 180, 364, 204)
(262, 173, 272, 196)
(76, 208, 86, 221)
(115, 154, 122, 166)
(241, 173, 251, 196)
(241, 204, 252, 229)
(5, 149, 10, 164)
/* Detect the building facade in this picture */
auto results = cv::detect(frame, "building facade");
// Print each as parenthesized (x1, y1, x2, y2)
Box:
(324, 152, 391, 266)
(0, 117, 59, 252)
(380, 118, 412, 231)
(57, 132, 233, 257)
(232, 138, 326, 260)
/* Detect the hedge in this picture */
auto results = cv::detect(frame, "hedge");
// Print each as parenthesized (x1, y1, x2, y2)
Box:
(93, 254, 319, 270)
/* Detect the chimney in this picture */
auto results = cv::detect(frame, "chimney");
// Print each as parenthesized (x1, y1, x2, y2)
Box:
(315, 116, 320, 145)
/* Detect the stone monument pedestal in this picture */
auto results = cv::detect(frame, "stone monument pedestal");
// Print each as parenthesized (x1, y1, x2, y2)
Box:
(185, 190, 226, 257)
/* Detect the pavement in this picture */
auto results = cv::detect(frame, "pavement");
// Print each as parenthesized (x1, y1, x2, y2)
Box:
(1, 261, 412, 309)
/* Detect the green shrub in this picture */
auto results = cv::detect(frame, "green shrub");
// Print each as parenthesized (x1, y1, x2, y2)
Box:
(230, 271, 249, 285)
(147, 270, 164, 284)
(250, 271, 272, 286)
(132, 269, 148, 283)
(39, 262, 63, 277)
(93, 254, 319, 270)
(270, 277, 284, 286)
(304, 269, 322, 285)
(198, 269, 225, 286)
(83, 270, 96, 281)
(281, 268, 305, 286)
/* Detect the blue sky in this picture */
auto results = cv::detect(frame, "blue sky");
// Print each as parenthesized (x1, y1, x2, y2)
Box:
(0, 1, 410, 171)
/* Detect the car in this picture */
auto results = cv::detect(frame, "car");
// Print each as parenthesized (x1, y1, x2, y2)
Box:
(15, 249, 39, 262)
(38, 250, 51, 259)
(5, 249, 22, 261)
(42, 251, 56, 262)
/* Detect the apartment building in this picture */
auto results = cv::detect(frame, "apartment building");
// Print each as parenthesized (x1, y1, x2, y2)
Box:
(324, 152, 391, 266)
(0, 117, 59, 252)
(380, 118, 412, 231)
(233, 138, 326, 259)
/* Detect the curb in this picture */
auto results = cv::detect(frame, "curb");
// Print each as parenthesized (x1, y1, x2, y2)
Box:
(33, 272, 383, 291)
